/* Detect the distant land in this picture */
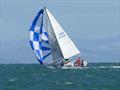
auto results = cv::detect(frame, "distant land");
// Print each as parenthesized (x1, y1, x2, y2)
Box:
(0, 37, 120, 64)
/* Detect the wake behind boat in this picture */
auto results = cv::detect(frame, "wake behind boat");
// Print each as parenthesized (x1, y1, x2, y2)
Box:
(29, 7, 87, 68)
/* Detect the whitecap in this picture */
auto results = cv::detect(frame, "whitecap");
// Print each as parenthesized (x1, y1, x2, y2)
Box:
(8, 78, 17, 82)
(98, 66, 120, 69)
(46, 66, 55, 69)
(86, 65, 120, 69)
(109, 66, 120, 68)
(64, 82, 73, 85)
(99, 66, 106, 68)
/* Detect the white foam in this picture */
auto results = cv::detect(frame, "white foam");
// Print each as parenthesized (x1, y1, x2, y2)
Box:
(87, 66, 120, 69)
(46, 65, 120, 69)
(8, 78, 17, 82)
(46, 66, 55, 69)
(98, 66, 120, 69)
(64, 82, 72, 85)
(109, 66, 120, 68)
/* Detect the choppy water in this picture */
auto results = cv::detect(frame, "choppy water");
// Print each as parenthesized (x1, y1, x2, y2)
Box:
(0, 63, 120, 90)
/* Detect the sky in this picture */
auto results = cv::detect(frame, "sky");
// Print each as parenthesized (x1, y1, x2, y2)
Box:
(0, 0, 120, 63)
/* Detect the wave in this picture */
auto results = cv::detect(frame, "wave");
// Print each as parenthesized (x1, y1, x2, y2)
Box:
(8, 78, 17, 82)
(46, 65, 120, 69)
(87, 66, 120, 69)
(46, 66, 56, 69)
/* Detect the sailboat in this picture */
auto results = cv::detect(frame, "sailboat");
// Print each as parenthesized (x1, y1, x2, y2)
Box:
(29, 7, 87, 68)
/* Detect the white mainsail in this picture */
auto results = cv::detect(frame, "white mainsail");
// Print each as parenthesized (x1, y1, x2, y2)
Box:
(45, 8, 80, 59)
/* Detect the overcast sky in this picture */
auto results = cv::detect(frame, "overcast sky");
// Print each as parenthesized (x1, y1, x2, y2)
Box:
(0, 0, 120, 63)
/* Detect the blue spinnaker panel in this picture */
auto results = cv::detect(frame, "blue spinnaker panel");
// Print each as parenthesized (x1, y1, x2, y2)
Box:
(29, 9, 51, 64)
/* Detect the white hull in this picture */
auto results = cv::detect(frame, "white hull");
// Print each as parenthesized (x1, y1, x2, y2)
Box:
(62, 66, 85, 69)
(63, 60, 87, 67)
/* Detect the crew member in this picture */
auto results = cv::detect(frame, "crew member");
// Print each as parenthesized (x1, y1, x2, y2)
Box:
(74, 57, 81, 67)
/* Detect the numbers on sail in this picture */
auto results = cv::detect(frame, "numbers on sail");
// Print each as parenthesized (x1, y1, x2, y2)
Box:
(58, 32, 66, 39)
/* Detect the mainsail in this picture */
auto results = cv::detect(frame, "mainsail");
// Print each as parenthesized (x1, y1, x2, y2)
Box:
(29, 7, 80, 65)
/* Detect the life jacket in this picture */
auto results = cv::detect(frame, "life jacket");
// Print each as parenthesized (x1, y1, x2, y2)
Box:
(74, 58, 81, 66)
(76, 59, 80, 65)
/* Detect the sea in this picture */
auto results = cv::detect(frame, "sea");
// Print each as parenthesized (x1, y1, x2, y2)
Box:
(0, 63, 120, 90)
